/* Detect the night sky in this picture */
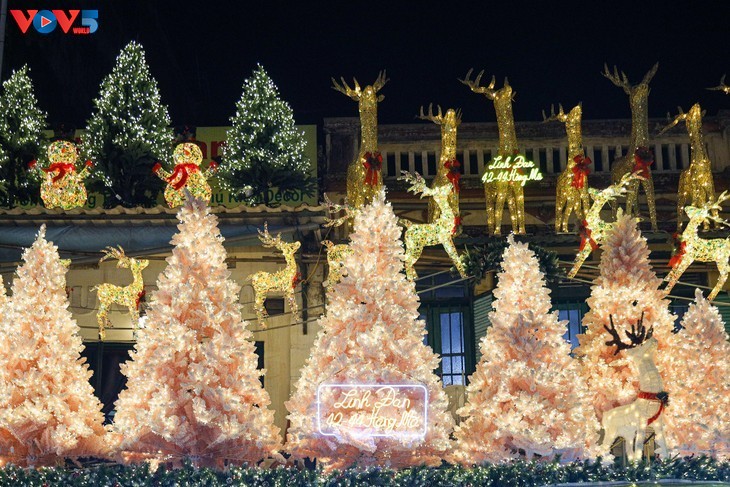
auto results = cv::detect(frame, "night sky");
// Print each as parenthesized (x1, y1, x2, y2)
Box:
(5, 1, 730, 129)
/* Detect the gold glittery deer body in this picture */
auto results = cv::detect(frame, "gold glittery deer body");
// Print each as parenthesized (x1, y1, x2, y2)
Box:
(94, 246, 149, 340)
(416, 104, 462, 230)
(332, 71, 388, 210)
(461, 69, 525, 235)
(321, 240, 353, 293)
(664, 192, 730, 301)
(603, 63, 659, 231)
(399, 171, 467, 280)
(249, 223, 301, 327)
(568, 173, 636, 278)
(659, 104, 716, 231)
(543, 104, 591, 233)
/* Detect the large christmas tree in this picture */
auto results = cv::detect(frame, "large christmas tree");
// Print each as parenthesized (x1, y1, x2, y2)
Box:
(0, 226, 108, 466)
(113, 196, 282, 468)
(83, 41, 173, 208)
(663, 289, 730, 460)
(219, 65, 315, 206)
(575, 214, 676, 419)
(286, 190, 453, 471)
(0, 65, 47, 208)
(454, 235, 600, 464)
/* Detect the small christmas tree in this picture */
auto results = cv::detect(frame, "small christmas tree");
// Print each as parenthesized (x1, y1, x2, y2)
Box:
(575, 214, 676, 419)
(113, 196, 282, 468)
(663, 289, 730, 460)
(83, 41, 173, 208)
(0, 226, 108, 466)
(454, 235, 600, 464)
(220, 65, 315, 206)
(0, 65, 47, 208)
(286, 190, 453, 471)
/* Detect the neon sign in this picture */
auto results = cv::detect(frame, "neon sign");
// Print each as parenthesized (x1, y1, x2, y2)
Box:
(482, 155, 543, 186)
(317, 384, 428, 438)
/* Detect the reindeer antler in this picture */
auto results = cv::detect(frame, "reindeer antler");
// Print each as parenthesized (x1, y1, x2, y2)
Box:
(658, 106, 687, 135)
(398, 170, 428, 196)
(602, 63, 631, 94)
(372, 70, 389, 92)
(323, 193, 355, 228)
(604, 315, 632, 355)
(604, 312, 650, 355)
(99, 245, 126, 264)
(542, 103, 567, 123)
(331, 76, 361, 100)
(257, 222, 283, 248)
(708, 74, 730, 94)
(417, 103, 444, 124)
(641, 62, 659, 86)
(460, 68, 497, 98)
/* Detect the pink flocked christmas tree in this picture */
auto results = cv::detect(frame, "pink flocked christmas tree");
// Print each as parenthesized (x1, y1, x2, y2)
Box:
(575, 214, 676, 421)
(285, 190, 454, 471)
(0, 226, 109, 466)
(112, 197, 282, 468)
(663, 289, 730, 460)
(453, 235, 600, 464)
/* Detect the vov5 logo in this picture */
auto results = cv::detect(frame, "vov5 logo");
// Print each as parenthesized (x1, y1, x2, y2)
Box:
(10, 10, 98, 35)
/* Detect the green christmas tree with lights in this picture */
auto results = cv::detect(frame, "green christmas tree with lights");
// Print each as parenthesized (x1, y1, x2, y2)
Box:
(220, 65, 315, 206)
(0, 66, 47, 208)
(83, 41, 173, 208)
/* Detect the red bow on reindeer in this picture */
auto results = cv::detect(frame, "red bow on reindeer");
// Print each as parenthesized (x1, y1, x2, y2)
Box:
(633, 146, 654, 178)
(167, 163, 199, 190)
(43, 162, 75, 183)
(668, 232, 687, 268)
(578, 220, 598, 251)
(363, 151, 383, 186)
(444, 159, 461, 192)
(292, 272, 303, 289)
(571, 155, 591, 189)
(135, 290, 146, 310)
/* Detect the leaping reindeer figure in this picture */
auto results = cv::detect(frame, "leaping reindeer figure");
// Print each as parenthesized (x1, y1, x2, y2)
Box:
(602, 313, 669, 462)
(398, 171, 467, 280)
(94, 246, 149, 340)
(664, 192, 730, 300)
(568, 173, 637, 278)
(249, 223, 301, 327)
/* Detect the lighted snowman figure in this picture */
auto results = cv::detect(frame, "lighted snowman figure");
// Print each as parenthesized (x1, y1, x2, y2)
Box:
(31, 140, 92, 210)
(153, 142, 218, 208)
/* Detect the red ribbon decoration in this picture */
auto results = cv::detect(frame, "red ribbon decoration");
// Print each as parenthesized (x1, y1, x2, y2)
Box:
(43, 162, 75, 183)
(208, 160, 219, 171)
(571, 155, 591, 189)
(444, 159, 461, 192)
(135, 290, 146, 310)
(633, 146, 654, 178)
(152, 162, 162, 174)
(292, 272, 302, 289)
(668, 233, 686, 268)
(84, 160, 93, 168)
(578, 220, 598, 251)
(167, 163, 199, 190)
(28, 160, 37, 170)
(363, 152, 383, 186)
(637, 390, 669, 425)
(452, 216, 462, 235)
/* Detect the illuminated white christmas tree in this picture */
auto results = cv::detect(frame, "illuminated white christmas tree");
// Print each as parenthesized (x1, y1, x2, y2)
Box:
(0, 65, 47, 208)
(454, 235, 601, 464)
(83, 41, 173, 207)
(286, 190, 453, 471)
(220, 65, 315, 206)
(663, 289, 730, 460)
(575, 214, 676, 420)
(113, 196, 282, 468)
(0, 226, 108, 466)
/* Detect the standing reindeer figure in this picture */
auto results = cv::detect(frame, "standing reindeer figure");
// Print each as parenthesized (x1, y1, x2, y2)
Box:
(398, 171, 467, 280)
(568, 173, 637, 278)
(249, 223, 301, 327)
(94, 246, 149, 340)
(664, 192, 730, 300)
(603, 63, 659, 231)
(461, 69, 524, 235)
(332, 71, 388, 210)
(321, 240, 353, 293)
(602, 313, 669, 462)
(416, 104, 462, 230)
(543, 103, 591, 233)
(659, 104, 716, 231)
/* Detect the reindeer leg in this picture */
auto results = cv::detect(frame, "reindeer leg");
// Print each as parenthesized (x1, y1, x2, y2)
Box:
(97, 303, 108, 341)
(404, 236, 423, 280)
(642, 177, 658, 231)
(625, 179, 639, 217)
(288, 290, 299, 322)
(579, 188, 591, 224)
(555, 185, 566, 233)
(493, 184, 508, 236)
(677, 172, 689, 232)
(568, 247, 591, 278)
(664, 258, 694, 294)
(442, 238, 466, 278)
(253, 285, 268, 326)
(708, 259, 730, 301)
(484, 184, 495, 235)
(652, 420, 668, 459)
(513, 185, 525, 234)
(633, 424, 646, 463)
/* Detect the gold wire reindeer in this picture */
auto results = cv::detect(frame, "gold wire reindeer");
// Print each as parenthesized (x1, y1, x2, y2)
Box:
(398, 171, 467, 280)
(331, 71, 389, 210)
(659, 104, 716, 231)
(93, 246, 149, 340)
(602, 62, 659, 230)
(321, 240, 353, 293)
(543, 103, 591, 233)
(664, 192, 730, 301)
(249, 223, 301, 327)
(416, 104, 462, 230)
(708, 74, 730, 95)
(461, 69, 525, 235)
(568, 173, 637, 278)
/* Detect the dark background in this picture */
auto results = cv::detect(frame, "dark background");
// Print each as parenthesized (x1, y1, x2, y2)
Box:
(5, 1, 730, 128)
